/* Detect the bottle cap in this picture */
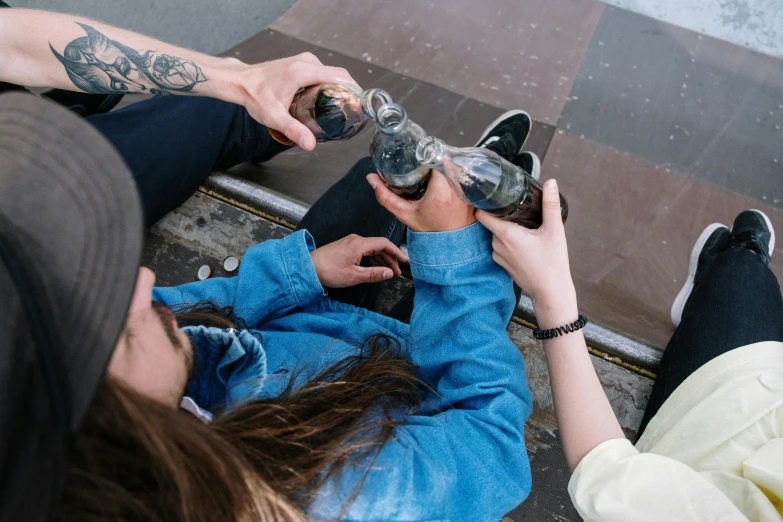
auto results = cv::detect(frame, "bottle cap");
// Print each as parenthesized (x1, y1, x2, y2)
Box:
(222, 256, 240, 273)
(196, 264, 212, 281)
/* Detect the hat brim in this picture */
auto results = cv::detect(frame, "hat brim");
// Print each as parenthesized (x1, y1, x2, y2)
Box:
(0, 92, 143, 516)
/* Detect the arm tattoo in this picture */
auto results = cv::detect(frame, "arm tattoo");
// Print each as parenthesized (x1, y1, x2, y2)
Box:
(49, 23, 207, 95)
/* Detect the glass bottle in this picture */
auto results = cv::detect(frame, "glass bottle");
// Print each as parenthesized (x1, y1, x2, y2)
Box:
(370, 103, 431, 199)
(268, 81, 392, 145)
(415, 136, 568, 228)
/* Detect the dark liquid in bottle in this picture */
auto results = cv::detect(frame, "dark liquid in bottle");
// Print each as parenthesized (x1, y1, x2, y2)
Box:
(452, 155, 568, 227)
(494, 180, 569, 229)
(387, 174, 431, 199)
(268, 83, 369, 145)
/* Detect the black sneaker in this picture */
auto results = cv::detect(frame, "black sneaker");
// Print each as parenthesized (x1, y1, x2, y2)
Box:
(670, 223, 730, 327)
(475, 110, 532, 163)
(729, 209, 775, 266)
(511, 151, 541, 181)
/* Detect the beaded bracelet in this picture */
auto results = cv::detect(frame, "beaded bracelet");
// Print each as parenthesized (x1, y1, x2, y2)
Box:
(533, 315, 589, 340)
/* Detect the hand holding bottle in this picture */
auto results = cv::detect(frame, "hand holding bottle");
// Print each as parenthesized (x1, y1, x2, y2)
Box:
(416, 136, 568, 228)
(367, 170, 476, 232)
(476, 179, 578, 329)
(371, 103, 430, 199)
(231, 53, 357, 150)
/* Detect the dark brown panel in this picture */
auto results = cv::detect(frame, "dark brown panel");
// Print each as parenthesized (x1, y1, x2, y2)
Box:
(545, 132, 783, 347)
(224, 30, 555, 204)
(271, 0, 604, 123)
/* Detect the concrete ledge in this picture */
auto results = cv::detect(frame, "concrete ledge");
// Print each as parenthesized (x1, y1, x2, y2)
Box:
(202, 171, 662, 374)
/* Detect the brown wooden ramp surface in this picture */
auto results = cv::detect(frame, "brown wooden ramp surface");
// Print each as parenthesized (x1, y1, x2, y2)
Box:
(143, 191, 653, 521)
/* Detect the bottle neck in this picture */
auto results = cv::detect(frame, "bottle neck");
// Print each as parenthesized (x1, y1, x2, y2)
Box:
(360, 88, 393, 119)
(374, 103, 412, 135)
(415, 136, 449, 167)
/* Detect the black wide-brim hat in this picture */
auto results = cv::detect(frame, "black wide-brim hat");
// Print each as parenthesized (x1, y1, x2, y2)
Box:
(0, 92, 143, 519)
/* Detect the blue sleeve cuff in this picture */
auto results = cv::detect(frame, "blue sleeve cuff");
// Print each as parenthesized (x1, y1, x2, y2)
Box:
(407, 222, 492, 267)
(280, 230, 326, 307)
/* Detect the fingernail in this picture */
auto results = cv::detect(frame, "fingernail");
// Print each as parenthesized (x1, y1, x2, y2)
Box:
(383, 269, 393, 279)
(546, 179, 558, 193)
(366, 175, 377, 189)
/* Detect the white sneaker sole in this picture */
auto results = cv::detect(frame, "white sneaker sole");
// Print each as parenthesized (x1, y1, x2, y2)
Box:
(670, 223, 727, 328)
(475, 109, 532, 153)
(749, 209, 775, 254)
(528, 151, 541, 181)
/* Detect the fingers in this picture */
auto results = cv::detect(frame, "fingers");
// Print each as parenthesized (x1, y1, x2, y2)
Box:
(352, 265, 394, 283)
(355, 237, 406, 278)
(541, 179, 564, 232)
(475, 209, 517, 238)
(264, 102, 317, 150)
(356, 237, 407, 262)
(367, 174, 417, 222)
(292, 60, 358, 89)
(370, 253, 402, 276)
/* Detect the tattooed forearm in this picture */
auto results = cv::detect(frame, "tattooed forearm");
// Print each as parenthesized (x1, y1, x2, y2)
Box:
(49, 23, 207, 95)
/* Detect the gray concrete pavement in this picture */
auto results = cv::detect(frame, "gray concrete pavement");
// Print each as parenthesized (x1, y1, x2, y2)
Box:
(600, 0, 783, 59)
(10, 0, 297, 54)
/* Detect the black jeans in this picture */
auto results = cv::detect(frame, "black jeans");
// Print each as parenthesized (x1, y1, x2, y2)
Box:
(88, 95, 280, 226)
(638, 246, 783, 436)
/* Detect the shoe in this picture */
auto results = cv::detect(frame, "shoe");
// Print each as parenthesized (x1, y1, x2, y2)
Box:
(475, 110, 532, 163)
(670, 223, 730, 327)
(729, 209, 775, 266)
(512, 151, 541, 181)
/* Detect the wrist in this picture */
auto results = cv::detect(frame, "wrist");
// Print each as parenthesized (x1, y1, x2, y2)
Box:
(532, 284, 579, 330)
(199, 57, 250, 106)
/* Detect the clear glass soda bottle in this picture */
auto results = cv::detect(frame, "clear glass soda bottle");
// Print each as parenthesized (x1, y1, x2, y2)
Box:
(370, 103, 431, 199)
(415, 136, 568, 228)
(268, 81, 392, 145)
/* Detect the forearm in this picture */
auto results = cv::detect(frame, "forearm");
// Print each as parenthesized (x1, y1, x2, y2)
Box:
(0, 9, 246, 103)
(154, 231, 325, 326)
(536, 285, 625, 472)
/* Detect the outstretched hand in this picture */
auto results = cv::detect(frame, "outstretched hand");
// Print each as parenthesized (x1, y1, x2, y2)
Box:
(476, 179, 577, 328)
(310, 234, 407, 288)
(366, 170, 476, 232)
(234, 52, 357, 151)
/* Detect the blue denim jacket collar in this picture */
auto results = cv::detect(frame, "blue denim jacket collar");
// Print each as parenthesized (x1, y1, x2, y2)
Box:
(181, 325, 267, 413)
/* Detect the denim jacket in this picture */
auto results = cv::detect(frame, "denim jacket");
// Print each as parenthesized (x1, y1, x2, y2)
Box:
(153, 223, 532, 522)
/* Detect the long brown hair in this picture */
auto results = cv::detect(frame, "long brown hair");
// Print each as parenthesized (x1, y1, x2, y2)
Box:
(54, 302, 425, 520)
(53, 378, 307, 522)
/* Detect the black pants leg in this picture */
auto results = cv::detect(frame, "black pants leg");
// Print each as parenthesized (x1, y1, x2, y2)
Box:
(296, 156, 406, 310)
(638, 247, 783, 436)
(88, 96, 279, 226)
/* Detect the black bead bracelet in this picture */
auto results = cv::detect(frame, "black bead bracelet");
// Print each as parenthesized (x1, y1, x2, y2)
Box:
(533, 315, 588, 340)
